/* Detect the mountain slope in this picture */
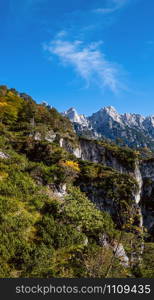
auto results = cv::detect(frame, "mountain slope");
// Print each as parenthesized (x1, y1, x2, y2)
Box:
(0, 85, 154, 278)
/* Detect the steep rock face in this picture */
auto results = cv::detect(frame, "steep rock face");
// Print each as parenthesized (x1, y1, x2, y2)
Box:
(99, 234, 129, 267)
(134, 162, 143, 205)
(68, 139, 141, 227)
(72, 138, 136, 173)
(140, 159, 154, 239)
(56, 132, 153, 239)
(64, 106, 154, 150)
(143, 116, 154, 139)
(62, 138, 152, 239)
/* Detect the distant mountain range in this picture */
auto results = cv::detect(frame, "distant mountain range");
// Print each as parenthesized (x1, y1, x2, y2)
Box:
(63, 106, 154, 150)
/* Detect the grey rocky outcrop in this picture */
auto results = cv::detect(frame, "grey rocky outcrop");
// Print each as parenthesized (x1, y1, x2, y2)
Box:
(64, 137, 153, 239)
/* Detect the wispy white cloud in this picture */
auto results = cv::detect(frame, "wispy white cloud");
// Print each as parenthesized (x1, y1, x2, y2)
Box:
(94, 0, 128, 14)
(44, 35, 125, 93)
(55, 30, 68, 38)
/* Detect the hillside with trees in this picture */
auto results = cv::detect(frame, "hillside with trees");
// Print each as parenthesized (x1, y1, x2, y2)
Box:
(0, 85, 154, 278)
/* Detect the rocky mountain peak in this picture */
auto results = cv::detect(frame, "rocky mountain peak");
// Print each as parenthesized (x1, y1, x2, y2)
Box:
(122, 113, 145, 128)
(93, 105, 123, 125)
(103, 106, 117, 113)
(63, 107, 79, 122)
(63, 106, 154, 150)
(63, 107, 89, 127)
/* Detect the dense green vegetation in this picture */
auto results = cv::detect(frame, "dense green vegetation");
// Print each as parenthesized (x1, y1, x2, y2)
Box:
(0, 85, 153, 278)
(76, 161, 138, 227)
(0, 149, 124, 277)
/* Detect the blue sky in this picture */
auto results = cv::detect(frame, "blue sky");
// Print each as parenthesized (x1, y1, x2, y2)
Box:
(0, 0, 154, 116)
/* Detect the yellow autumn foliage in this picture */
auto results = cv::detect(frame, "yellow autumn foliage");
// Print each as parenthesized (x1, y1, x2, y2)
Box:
(61, 160, 80, 172)
(0, 171, 8, 181)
